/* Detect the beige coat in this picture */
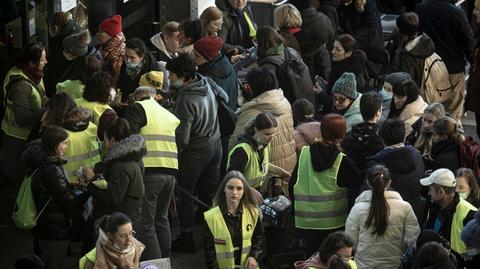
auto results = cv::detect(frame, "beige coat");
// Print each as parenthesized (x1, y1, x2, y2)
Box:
(399, 95, 427, 136)
(228, 89, 297, 174)
(345, 191, 420, 269)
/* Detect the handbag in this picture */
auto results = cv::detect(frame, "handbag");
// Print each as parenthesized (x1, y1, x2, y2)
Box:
(12, 166, 52, 230)
(206, 78, 237, 136)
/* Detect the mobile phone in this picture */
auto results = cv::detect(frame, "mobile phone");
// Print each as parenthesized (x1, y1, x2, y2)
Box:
(315, 75, 328, 91)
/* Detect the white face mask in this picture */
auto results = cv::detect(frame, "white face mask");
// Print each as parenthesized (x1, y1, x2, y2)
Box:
(459, 192, 470, 200)
(63, 50, 76, 61)
(109, 88, 117, 101)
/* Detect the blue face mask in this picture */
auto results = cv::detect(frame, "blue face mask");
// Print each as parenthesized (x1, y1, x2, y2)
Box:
(380, 87, 393, 101)
(126, 61, 140, 69)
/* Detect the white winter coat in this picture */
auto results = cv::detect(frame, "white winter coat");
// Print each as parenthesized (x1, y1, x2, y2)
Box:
(345, 190, 420, 269)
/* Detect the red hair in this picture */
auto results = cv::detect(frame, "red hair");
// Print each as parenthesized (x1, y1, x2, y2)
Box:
(321, 114, 346, 143)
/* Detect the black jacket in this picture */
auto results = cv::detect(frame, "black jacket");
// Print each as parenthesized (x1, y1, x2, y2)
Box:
(318, 0, 340, 34)
(289, 142, 364, 209)
(44, 19, 82, 96)
(197, 53, 239, 111)
(89, 134, 147, 229)
(298, 7, 335, 50)
(60, 46, 102, 83)
(341, 122, 384, 172)
(415, 0, 474, 73)
(423, 193, 476, 242)
(278, 28, 332, 80)
(426, 137, 461, 173)
(204, 205, 264, 269)
(328, 51, 368, 93)
(216, 0, 256, 54)
(338, 0, 384, 50)
(368, 145, 426, 220)
(117, 52, 160, 102)
(23, 141, 79, 240)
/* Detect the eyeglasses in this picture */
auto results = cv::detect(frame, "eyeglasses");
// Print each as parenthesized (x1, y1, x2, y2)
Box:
(119, 230, 136, 239)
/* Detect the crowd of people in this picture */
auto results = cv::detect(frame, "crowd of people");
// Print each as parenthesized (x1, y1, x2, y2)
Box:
(3, 0, 480, 268)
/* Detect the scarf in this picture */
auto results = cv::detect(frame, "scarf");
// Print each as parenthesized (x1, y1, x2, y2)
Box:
(94, 229, 144, 269)
(126, 59, 144, 80)
(18, 63, 43, 84)
(101, 32, 126, 79)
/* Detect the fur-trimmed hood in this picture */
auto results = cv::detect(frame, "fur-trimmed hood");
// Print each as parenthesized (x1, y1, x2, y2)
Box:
(22, 140, 66, 171)
(94, 134, 147, 173)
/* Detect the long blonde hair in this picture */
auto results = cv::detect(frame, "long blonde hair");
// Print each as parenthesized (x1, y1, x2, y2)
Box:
(414, 103, 445, 157)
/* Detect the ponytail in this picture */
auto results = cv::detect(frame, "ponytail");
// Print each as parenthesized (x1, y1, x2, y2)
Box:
(365, 165, 390, 237)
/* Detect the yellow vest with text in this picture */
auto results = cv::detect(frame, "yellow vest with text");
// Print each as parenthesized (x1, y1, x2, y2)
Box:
(1, 67, 44, 140)
(227, 143, 269, 189)
(204, 205, 259, 269)
(450, 198, 478, 254)
(78, 248, 96, 269)
(137, 98, 179, 169)
(294, 147, 348, 230)
(75, 98, 112, 126)
(63, 123, 101, 183)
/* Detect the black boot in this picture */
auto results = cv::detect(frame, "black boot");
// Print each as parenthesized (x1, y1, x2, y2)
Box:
(171, 232, 196, 253)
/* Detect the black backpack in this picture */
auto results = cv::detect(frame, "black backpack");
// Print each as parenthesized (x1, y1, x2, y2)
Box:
(262, 47, 315, 104)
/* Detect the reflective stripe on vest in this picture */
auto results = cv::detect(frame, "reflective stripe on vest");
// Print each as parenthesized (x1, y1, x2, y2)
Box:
(294, 147, 348, 230)
(450, 198, 478, 253)
(1, 67, 44, 140)
(348, 259, 358, 269)
(63, 123, 101, 183)
(204, 206, 259, 269)
(75, 98, 112, 126)
(138, 98, 179, 169)
(243, 11, 256, 38)
(227, 143, 269, 189)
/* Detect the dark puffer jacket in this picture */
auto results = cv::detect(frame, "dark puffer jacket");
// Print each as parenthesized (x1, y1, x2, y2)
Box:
(23, 141, 79, 241)
(341, 122, 384, 172)
(328, 51, 368, 93)
(197, 53, 239, 111)
(368, 145, 425, 220)
(298, 7, 335, 50)
(318, 0, 340, 34)
(89, 134, 147, 229)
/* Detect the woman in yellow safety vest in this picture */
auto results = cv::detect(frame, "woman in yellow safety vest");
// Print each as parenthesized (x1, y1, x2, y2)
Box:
(80, 212, 145, 269)
(204, 170, 264, 269)
(228, 112, 290, 193)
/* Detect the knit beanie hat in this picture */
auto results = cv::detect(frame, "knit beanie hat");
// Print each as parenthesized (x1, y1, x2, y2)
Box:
(63, 31, 91, 57)
(384, 72, 411, 89)
(396, 13, 418, 36)
(332, 72, 358, 100)
(99, 15, 122, 37)
(139, 71, 164, 90)
(193, 36, 224, 61)
(97, 109, 118, 140)
(461, 211, 480, 248)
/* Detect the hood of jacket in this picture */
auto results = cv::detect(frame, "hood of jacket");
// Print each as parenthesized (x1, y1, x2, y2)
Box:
(403, 34, 435, 59)
(197, 53, 235, 80)
(309, 142, 341, 172)
(344, 93, 362, 118)
(350, 122, 381, 147)
(237, 89, 292, 117)
(63, 107, 93, 132)
(22, 140, 65, 170)
(355, 189, 403, 204)
(176, 74, 226, 99)
(370, 145, 418, 175)
(150, 32, 171, 59)
(95, 134, 146, 173)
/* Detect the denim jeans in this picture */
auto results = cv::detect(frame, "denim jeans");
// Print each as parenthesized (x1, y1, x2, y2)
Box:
(137, 172, 175, 260)
(178, 140, 222, 232)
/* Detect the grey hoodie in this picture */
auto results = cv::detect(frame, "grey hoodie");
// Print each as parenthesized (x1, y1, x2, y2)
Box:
(173, 74, 228, 153)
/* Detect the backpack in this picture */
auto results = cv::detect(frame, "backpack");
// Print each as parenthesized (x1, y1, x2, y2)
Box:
(420, 53, 455, 104)
(12, 166, 52, 230)
(205, 77, 237, 136)
(262, 47, 315, 104)
(459, 136, 480, 177)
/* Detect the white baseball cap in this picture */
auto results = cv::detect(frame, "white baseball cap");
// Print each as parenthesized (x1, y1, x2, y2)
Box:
(420, 168, 456, 187)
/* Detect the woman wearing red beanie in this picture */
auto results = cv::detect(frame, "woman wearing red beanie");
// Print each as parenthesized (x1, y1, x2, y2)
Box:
(95, 15, 125, 81)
